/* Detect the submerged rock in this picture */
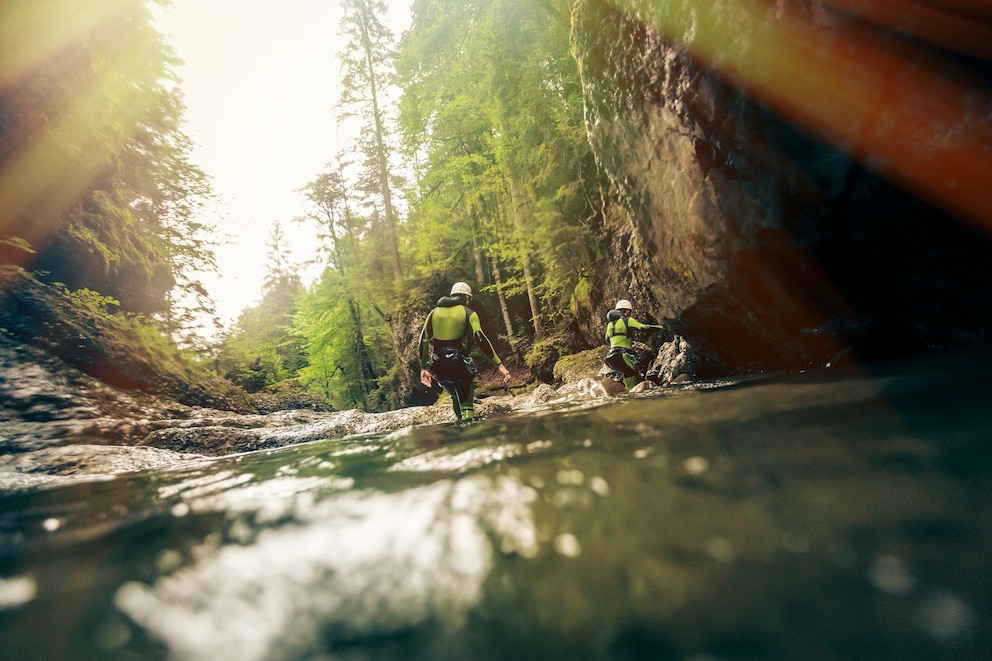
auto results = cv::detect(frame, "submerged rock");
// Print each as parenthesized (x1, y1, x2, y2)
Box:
(0, 445, 206, 491)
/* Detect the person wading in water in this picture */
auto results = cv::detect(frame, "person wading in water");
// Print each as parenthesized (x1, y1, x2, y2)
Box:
(420, 282, 510, 422)
(604, 299, 664, 391)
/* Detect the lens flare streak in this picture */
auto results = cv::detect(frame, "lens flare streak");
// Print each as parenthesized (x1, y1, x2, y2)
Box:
(611, 0, 992, 232)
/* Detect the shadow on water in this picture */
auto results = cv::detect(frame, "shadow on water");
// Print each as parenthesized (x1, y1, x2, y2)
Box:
(0, 351, 990, 660)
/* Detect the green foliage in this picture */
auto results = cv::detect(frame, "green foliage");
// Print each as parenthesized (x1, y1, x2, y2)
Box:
(184, 0, 618, 412)
(0, 0, 215, 331)
(396, 0, 608, 339)
(0, 266, 250, 411)
(222, 348, 287, 393)
(570, 274, 594, 317)
(237, 0, 618, 411)
(291, 265, 400, 411)
(66, 288, 121, 314)
(216, 227, 307, 393)
(338, 0, 404, 283)
(295, 291, 365, 408)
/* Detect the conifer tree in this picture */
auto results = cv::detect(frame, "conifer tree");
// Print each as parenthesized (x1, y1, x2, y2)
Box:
(338, 0, 403, 283)
(297, 165, 380, 410)
(0, 0, 216, 335)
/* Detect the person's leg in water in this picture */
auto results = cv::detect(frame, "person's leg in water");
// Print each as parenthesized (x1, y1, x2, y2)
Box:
(621, 352, 640, 391)
(437, 378, 474, 421)
(606, 348, 642, 391)
(438, 381, 463, 419)
(431, 352, 475, 421)
(453, 377, 475, 421)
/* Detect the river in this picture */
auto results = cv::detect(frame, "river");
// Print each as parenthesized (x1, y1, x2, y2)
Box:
(1, 351, 989, 660)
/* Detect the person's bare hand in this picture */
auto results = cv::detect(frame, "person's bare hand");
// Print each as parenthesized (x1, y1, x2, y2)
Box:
(498, 364, 510, 383)
(420, 369, 433, 388)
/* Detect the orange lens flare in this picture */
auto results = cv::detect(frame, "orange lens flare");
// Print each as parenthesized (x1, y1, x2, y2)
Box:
(611, 0, 992, 233)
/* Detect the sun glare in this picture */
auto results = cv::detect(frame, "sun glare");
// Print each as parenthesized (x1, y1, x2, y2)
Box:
(0, 0, 152, 256)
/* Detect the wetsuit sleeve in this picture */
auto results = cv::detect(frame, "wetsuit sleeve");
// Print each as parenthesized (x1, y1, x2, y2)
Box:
(420, 310, 435, 366)
(627, 317, 663, 331)
(468, 310, 502, 365)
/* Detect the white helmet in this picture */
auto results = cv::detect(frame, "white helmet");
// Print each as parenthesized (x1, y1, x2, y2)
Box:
(450, 282, 473, 298)
(615, 299, 633, 311)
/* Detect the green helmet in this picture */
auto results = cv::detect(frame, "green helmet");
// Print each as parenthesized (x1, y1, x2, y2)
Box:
(450, 282, 473, 298)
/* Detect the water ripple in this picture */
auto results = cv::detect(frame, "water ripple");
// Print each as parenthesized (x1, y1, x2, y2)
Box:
(116, 475, 537, 661)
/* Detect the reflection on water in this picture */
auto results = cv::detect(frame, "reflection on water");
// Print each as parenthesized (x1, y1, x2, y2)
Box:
(117, 476, 537, 661)
(0, 352, 990, 660)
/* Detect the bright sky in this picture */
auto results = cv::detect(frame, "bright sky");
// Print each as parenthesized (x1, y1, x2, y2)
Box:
(154, 0, 412, 332)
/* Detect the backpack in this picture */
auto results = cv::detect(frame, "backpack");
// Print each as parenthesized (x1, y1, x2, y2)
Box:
(607, 310, 629, 340)
(425, 300, 474, 350)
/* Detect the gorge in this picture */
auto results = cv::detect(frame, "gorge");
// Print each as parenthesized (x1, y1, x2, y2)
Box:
(2, 3, 992, 659)
(568, 0, 992, 376)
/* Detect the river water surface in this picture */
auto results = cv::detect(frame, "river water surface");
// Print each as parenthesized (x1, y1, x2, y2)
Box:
(1, 352, 989, 660)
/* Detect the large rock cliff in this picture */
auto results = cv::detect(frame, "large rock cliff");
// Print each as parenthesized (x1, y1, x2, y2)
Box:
(571, 0, 992, 375)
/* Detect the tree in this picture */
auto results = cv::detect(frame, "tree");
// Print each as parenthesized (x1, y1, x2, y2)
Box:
(216, 223, 306, 391)
(296, 164, 381, 410)
(0, 0, 216, 328)
(338, 0, 403, 283)
(287, 0, 608, 409)
(293, 271, 385, 411)
(396, 0, 605, 344)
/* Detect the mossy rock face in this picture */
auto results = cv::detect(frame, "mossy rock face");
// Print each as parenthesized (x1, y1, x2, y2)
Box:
(526, 338, 571, 383)
(570, 0, 992, 370)
(163, 375, 255, 413)
(553, 348, 606, 385)
(0, 267, 255, 413)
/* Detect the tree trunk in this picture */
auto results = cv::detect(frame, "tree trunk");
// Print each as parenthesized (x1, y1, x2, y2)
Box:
(471, 231, 487, 286)
(505, 175, 545, 339)
(363, 31, 402, 282)
(491, 255, 520, 362)
(347, 298, 374, 411)
(492, 75, 544, 339)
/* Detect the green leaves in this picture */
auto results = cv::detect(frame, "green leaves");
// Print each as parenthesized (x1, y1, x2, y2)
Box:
(338, 0, 403, 283)
(396, 0, 607, 339)
(235, 0, 614, 408)
(0, 0, 215, 333)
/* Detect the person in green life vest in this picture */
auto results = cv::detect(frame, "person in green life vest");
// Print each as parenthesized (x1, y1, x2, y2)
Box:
(420, 282, 510, 421)
(604, 298, 664, 391)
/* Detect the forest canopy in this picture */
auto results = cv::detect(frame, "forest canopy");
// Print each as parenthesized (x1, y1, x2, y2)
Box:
(0, 0, 216, 342)
(1, 0, 613, 412)
(217, 0, 612, 411)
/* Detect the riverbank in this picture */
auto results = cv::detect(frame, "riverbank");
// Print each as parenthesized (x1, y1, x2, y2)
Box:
(0, 323, 632, 492)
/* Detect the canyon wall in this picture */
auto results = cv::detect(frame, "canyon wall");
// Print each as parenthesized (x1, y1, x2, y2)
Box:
(571, 0, 992, 375)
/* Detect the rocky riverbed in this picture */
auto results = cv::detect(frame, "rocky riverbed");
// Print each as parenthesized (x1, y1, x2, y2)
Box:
(2, 333, 687, 492)
(2, 347, 989, 661)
